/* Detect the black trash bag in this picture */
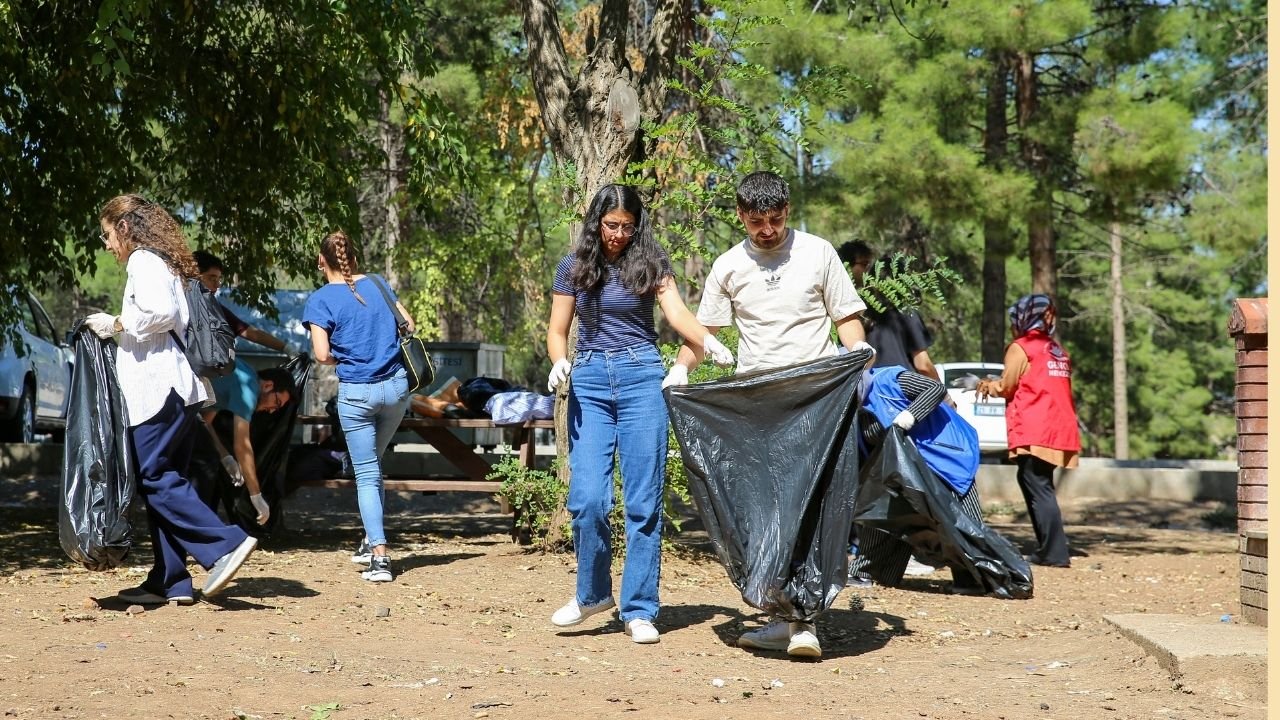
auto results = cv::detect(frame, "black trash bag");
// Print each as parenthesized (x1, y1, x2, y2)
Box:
(59, 326, 135, 570)
(666, 351, 873, 621)
(854, 426, 1034, 599)
(191, 355, 311, 537)
(458, 377, 525, 415)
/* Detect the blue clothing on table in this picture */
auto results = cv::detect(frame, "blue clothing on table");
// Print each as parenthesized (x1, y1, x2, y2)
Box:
(303, 276, 405, 383)
(209, 358, 259, 421)
(553, 254, 672, 352)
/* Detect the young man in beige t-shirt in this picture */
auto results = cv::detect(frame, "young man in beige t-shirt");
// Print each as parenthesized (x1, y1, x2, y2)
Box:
(667, 170, 872, 657)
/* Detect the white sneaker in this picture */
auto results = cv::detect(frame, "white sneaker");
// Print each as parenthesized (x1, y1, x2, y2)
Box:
(904, 557, 936, 576)
(626, 618, 660, 644)
(787, 622, 822, 658)
(550, 597, 616, 627)
(737, 619, 791, 651)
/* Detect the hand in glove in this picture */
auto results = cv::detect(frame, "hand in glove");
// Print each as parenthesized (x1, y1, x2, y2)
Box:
(84, 313, 119, 339)
(662, 364, 689, 390)
(547, 358, 572, 392)
(848, 340, 874, 357)
(249, 493, 270, 525)
(892, 409, 916, 431)
(221, 455, 245, 487)
(702, 334, 734, 367)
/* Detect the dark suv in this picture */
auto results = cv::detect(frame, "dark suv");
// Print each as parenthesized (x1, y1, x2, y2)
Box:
(0, 291, 72, 443)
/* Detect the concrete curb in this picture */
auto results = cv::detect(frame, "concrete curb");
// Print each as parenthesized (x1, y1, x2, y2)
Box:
(1104, 613, 1267, 703)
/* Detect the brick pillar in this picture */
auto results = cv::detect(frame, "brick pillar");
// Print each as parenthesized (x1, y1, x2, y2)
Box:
(1228, 298, 1267, 626)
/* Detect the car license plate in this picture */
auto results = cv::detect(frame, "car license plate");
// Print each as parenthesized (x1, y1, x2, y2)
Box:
(974, 403, 1004, 417)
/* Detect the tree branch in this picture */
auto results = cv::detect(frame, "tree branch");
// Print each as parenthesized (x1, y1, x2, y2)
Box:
(522, 0, 579, 161)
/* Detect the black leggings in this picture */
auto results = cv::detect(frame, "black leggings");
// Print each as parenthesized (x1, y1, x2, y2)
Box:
(1015, 454, 1071, 566)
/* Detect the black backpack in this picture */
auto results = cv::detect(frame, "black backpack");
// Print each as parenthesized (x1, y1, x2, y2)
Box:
(138, 248, 237, 378)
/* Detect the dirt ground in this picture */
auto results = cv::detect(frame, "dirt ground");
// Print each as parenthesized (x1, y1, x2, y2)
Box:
(0, 481, 1264, 720)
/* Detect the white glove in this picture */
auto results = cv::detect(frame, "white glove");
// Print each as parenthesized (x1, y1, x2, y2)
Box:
(547, 358, 572, 392)
(662, 364, 689, 390)
(849, 340, 874, 357)
(85, 313, 118, 339)
(702, 334, 734, 367)
(249, 493, 270, 525)
(892, 409, 916, 431)
(221, 455, 245, 486)
(284, 340, 306, 356)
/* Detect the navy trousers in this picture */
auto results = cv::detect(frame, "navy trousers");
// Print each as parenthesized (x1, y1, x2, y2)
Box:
(130, 390, 247, 598)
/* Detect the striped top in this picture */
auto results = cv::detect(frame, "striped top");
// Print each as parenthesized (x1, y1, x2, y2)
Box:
(552, 254, 672, 352)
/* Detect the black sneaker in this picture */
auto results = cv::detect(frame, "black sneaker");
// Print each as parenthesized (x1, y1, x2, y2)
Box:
(362, 554, 393, 582)
(351, 538, 372, 565)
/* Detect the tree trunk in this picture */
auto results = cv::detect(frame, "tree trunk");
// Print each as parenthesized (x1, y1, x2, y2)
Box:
(523, 0, 689, 548)
(1109, 219, 1129, 460)
(981, 53, 1011, 363)
(379, 89, 401, 289)
(1014, 51, 1056, 297)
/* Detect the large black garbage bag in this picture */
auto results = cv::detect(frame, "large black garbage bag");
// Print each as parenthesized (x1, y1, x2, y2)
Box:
(191, 355, 310, 537)
(854, 426, 1034, 599)
(666, 351, 872, 621)
(59, 327, 135, 570)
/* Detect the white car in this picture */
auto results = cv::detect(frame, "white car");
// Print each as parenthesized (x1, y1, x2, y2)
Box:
(0, 291, 73, 443)
(935, 362, 1007, 456)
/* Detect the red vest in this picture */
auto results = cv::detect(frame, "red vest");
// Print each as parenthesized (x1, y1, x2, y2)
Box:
(1007, 332, 1081, 452)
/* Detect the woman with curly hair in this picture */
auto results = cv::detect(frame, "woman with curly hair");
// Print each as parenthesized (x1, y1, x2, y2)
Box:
(302, 231, 413, 583)
(85, 194, 257, 605)
(545, 183, 733, 644)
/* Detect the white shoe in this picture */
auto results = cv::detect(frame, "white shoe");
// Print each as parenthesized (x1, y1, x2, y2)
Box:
(904, 557, 936, 576)
(737, 619, 791, 651)
(626, 618, 660, 644)
(351, 538, 372, 565)
(550, 597, 615, 627)
(787, 622, 822, 658)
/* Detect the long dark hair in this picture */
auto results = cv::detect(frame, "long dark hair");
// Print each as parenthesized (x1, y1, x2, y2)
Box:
(568, 184, 666, 295)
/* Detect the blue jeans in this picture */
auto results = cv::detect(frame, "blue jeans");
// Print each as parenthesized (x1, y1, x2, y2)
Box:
(336, 368, 410, 548)
(567, 345, 668, 622)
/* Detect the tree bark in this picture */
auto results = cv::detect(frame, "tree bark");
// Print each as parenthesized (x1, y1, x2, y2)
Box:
(1109, 219, 1129, 459)
(1014, 51, 1056, 297)
(379, 89, 401, 289)
(981, 53, 1012, 363)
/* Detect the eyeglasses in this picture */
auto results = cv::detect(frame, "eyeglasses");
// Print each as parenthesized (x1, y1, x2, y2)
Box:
(602, 221, 637, 237)
(99, 231, 109, 244)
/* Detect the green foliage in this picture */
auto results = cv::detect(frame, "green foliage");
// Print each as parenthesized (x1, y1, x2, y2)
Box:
(1, 0, 464, 322)
(857, 252, 964, 314)
(489, 457, 568, 549)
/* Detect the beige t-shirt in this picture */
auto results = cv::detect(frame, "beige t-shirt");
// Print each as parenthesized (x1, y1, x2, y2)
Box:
(696, 229, 866, 374)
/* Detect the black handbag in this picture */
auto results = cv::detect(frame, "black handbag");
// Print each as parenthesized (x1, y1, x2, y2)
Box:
(369, 275, 434, 393)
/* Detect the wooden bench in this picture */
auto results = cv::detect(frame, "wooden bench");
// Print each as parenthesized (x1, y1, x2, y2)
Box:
(294, 415, 554, 497)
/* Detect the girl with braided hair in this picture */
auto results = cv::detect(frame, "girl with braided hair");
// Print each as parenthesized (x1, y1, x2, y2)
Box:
(302, 230, 413, 582)
(85, 194, 258, 605)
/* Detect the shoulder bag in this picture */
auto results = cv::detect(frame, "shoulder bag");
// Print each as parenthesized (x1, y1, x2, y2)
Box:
(369, 275, 434, 393)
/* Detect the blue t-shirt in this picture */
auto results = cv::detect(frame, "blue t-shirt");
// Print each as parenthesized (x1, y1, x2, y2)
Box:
(553, 254, 672, 352)
(210, 357, 260, 421)
(303, 276, 404, 383)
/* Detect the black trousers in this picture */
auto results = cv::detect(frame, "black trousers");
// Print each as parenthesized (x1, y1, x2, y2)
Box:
(1016, 454, 1070, 566)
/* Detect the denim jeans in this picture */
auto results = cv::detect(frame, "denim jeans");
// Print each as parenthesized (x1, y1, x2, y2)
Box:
(336, 368, 410, 548)
(566, 344, 668, 622)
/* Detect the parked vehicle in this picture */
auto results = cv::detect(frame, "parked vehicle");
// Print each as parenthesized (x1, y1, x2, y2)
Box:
(0, 291, 73, 443)
(935, 362, 1007, 456)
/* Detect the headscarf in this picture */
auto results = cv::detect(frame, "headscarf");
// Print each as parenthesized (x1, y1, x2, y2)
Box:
(1008, 293, 1055, 338)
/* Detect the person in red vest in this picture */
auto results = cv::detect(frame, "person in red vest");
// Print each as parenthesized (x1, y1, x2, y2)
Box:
(977, 294, 1081, 568)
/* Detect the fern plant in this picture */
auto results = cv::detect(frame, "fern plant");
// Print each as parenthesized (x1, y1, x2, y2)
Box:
(856, 252, 963, 314)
